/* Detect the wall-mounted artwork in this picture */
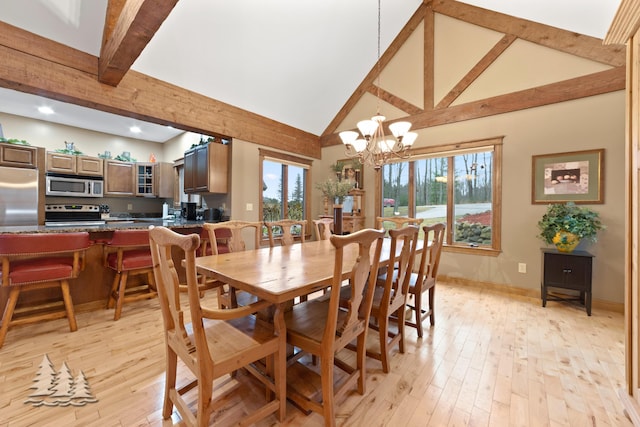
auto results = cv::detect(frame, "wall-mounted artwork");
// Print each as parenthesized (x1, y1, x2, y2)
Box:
(531, 149, 604, 204)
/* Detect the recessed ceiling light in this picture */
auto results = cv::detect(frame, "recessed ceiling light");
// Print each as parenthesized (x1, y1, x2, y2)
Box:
(130, 126, 141, 133)
(38, 106, 54, 115)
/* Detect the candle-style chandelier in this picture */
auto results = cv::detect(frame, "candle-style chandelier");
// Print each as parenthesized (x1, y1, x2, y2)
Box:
(338, 0, 417, 170)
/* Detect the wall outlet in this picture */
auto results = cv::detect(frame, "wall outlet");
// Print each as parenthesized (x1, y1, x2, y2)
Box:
(246, 203, 253, 211)
(518, 263, 527, 273)
(127, 203, 133, 211)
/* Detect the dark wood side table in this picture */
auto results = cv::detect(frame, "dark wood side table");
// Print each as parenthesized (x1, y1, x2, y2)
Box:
(541, 248, 594, 315)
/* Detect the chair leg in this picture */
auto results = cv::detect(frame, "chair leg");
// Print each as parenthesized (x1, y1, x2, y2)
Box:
(60, 280, 78, 332)
(0, 287, 20, 348)
(428, 286, 436, 326)
(163, 348, 178, 419)
(107, 272, 121, 309)
(320, 354, 336, 427)
(414, 291, 424, 338)
(356, 333, 367, 394)
(397, 305, 406, 354)
(378, 316, 390, 374)
(113, 271, 129, 321)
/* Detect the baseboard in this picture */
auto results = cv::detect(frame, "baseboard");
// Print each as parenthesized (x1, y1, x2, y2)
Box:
(439, 275, 624, 314)
(619, 388, 640, 426)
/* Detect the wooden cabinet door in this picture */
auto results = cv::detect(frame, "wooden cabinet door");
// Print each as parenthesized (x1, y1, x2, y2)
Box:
(206, 142, 228, 193)
(77, 156, 104, 176)
(135, 163, 156, 196)
(1, 144, 38, 168)
(194, 145, 209, 192)
(46, 152, 76, 174)
(183, 143, 229, 193)
(184, 148, 196, 193)
(104, 160, 135, 195)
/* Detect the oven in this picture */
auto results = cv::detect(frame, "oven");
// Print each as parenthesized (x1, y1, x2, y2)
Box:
(44, 204, 106, 227)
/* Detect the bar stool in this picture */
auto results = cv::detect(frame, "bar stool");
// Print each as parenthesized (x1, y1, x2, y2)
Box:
(0, 232, 90, 348)
(104, 229, 156, 320)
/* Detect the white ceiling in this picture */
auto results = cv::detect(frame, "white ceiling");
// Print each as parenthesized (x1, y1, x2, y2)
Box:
(0, 0, 623, 143)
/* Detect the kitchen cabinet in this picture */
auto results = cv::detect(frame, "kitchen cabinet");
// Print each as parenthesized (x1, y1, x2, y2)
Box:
(104, 160, 135, 196)
(46, 152, 103, 176)
(135, 162, 173, 198)
(184, 143, 228, 193)
(0, 143, 38, 168)
(541, 249, 593, 315)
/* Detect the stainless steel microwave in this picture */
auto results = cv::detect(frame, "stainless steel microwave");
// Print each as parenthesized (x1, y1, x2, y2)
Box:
(45, 174, 104, 198)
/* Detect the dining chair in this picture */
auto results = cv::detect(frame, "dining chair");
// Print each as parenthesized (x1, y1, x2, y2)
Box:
(0, 232, 90, 348)
(405, 223, 445, 337)
(285, 228, 385, 426)
(265, 219, 307, 247)
(104, 229, 156, 320)
(202, 221, 262, 308)
(375, 216, 423, 234)
(312, 218, 334, 241)
(341, 225, 419, 373)
(149, 226, 286, 426)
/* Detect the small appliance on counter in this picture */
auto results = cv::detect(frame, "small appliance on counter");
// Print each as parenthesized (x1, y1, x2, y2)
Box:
(181, 202, 197, 220)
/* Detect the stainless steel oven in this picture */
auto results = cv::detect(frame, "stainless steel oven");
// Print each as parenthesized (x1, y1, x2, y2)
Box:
(46, 174, 103, 198)
(44, 204, 106, 227)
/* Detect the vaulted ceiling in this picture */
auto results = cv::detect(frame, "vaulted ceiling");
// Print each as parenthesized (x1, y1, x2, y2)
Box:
(0, 0, 624, 154)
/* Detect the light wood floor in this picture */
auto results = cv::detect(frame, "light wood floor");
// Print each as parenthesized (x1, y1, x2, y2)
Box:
(0, 282, 630, 427)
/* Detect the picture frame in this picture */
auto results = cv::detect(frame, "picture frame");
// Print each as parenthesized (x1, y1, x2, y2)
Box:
(338, 159, 363, 189)
(531, 148, 604, 204)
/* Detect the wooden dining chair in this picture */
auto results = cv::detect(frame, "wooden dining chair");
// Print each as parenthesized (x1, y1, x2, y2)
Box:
(104, 229, 156, 320)
(149, 226, 286, 426)
(0, 232, 90, 348)
(285, 228, 385, 426)
(202, 221, 262, 308)
(375, 216, 423, 234)
(265, 219, 307, 247)
(312, 218, 334, 241)
(406, 223, 445, 337)
(341, 225, 419, 373)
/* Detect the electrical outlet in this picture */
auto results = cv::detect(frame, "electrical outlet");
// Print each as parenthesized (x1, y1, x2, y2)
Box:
(246, 203, 253, 211)
(518, 263, 527, 273)
(127, 203, 133, 211)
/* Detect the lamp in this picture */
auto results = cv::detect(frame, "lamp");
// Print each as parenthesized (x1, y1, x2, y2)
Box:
(339, 0, 417, 171)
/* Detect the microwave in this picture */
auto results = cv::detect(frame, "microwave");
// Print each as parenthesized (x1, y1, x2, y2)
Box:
(46, 174, 104, 198)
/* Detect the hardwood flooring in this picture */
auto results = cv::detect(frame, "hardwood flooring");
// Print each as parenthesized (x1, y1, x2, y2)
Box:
(0, 282, 630, 426)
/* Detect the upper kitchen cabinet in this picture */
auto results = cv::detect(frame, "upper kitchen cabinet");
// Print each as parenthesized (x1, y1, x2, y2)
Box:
(104, 159, 135, 196)
(184, 142, 228, 194)
(46, 152, 103, 176)
(136, 162, 174, 198)
(0, 143, 38, 168)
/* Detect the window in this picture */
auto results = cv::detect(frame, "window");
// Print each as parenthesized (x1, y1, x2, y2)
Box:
(259, 149, 312, 240)
(380, 137, 502, 255)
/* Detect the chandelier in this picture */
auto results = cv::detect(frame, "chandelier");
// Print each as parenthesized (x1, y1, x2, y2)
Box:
(338, 0, 417, 171)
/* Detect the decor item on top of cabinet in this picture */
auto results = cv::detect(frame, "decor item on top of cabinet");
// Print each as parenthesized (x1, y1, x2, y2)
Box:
(54, 141, 83, 155)
(330, 161, 344, 181)
(114, 151, 136, 162)
(98, 150, 112, 159)
(537, 202, 604, 253)
(0, 137, 29, 145)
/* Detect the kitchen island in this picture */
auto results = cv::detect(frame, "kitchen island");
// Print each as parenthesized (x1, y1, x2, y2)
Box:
(0, 219, 219, 320)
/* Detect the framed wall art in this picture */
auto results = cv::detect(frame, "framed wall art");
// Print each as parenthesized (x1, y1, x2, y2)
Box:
(531, 148, 604, 204)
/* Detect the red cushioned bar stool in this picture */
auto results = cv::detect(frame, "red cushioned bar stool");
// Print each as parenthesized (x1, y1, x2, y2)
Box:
(104, 229, 156, 320)
(0, 232, 91, 348)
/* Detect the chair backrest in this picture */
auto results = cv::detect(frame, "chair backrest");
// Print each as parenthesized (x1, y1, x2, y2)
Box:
(0, 232, 90, 285)
(149, 226, 202, 360)
(415, 223, 446, 286)
(375, 216, 423, 235)
(203, 221, 262, 254)
(380, 226, 420, 307)
(265, 219, 307, 247)
(312, 218, 333, 241)
(325, 228, 385, 347)
(104, 229, 153, 271)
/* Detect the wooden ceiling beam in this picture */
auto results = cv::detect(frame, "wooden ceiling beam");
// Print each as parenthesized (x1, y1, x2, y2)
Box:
(321, 67, 625, 147)
(99, 0, 178, 86)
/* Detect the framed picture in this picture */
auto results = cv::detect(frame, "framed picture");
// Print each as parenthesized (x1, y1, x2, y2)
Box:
(339, 159, 363, 189)
(531, 149, 604, 204)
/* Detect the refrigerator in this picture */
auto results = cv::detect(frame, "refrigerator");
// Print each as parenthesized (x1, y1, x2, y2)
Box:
(0, 166, 38, 226)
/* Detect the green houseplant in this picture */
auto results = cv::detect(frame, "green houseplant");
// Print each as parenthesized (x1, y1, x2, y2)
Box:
(537, 202, 604, 252)
(315, 179, 354, 204)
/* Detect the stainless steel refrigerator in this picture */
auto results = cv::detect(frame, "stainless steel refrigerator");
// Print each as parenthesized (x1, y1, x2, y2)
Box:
(0, 166, 38, 226)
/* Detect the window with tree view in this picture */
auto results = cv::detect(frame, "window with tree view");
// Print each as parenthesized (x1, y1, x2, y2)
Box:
(260, 149, 311, 240)
(380, 138, 502, 254)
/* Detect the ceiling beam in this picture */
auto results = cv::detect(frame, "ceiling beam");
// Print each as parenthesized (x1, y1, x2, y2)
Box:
(99, 0, 179, 86)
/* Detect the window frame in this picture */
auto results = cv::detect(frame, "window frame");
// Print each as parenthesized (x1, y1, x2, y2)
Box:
(259, 148, 312, 242)
(376, 137, 503, 256)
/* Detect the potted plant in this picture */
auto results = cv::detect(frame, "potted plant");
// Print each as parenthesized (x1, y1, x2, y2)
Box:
(330, 161, 345, 181)
(537, 202, 604, 252)
(315, 179, 354, 234)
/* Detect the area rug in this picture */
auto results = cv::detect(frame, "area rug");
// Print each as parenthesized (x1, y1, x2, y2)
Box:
(24, 354, 98, 407)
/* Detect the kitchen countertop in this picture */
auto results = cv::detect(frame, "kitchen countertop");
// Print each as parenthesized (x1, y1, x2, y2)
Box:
(0, 218, 214, 234)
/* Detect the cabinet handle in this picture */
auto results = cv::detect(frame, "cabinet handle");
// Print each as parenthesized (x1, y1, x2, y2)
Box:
(562, 268, 572, 274)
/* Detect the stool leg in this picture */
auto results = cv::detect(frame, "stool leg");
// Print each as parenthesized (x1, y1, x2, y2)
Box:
(114, 271, 129, 321)
(60, 280, 78, 332)
(107, 272, 121, 309)
(0, 287, 20, 348)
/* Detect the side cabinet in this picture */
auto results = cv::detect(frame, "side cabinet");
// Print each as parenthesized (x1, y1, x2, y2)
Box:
(541, 249, 594, 315)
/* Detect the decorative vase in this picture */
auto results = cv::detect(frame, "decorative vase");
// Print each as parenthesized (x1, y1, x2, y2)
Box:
(553, 231, 580, 253)
(333, 204, 343, 235)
